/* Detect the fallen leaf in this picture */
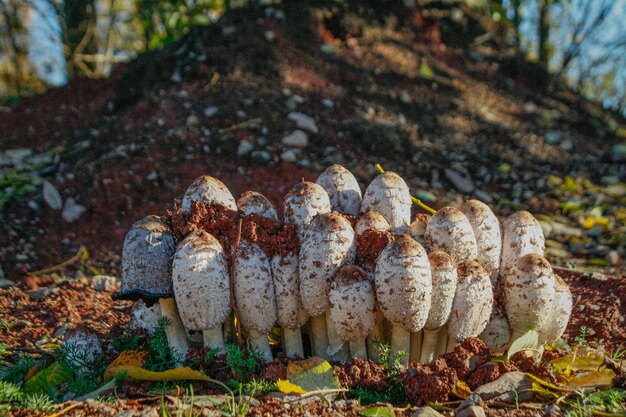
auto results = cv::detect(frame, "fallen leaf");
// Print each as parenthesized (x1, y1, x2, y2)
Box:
(507, 329, 539, 359)
(276, 379, 305, 395)
(567, 370, 615, 388)
(451, 380, 470, 399)
(277, 357, 340, 394)
(419, 62, 434, 79)
(551, 351, 605, 372)
(359, 406, 396, 417)
(22, 361, 72, 394)
(104, 350, 209, 382)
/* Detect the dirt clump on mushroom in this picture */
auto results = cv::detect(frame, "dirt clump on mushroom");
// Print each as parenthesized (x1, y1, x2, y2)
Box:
(441, 337, 491, 380)
(403, 357, 459, 405)
(355, 229, 394, 272)
(333, 358, 387, 392)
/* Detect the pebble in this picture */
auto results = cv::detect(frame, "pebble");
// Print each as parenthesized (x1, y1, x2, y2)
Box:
(288, 112, 319, 133)
(322, 98, 334, 108)
(203, 106, 218, 117)
(146, 171, 158, 181)
(607, 250, 621, 265)
(474, 189, 493, 203)
(250, 150, 271, 163)
(445, 168, 474, 193)
(455, 406, 486, 417)
(234, 396, 260, 407)
(474, 372, 532, 403)
(0, 278, 15, 288)
(281, 130, 309, 147)
(332, 399, 358, 408)
(53, 323, 70, 338)
(264, 31, 276, 41)
(28, 287, 55, 300)
(281, 149, 298, 162)
(91, 275, 119, 292)
(186, 114, 199, 126)
(412, 407, 444, 417)
(170, 71, 182, 83)
(62, 198, 86, 222)
(43, 180, 63, 210)
(237, 139, 254, 157)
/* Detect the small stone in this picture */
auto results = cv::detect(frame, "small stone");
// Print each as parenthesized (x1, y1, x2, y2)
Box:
(266, 392, 321, 405)
(281, 149, 298, 162)
(186, 114, 199, 126)
(250, 150, 271, 163)
(455, 405, 486, 417)
(43, 180, 63, 210)
(53, 323, 70, 338)
(287, 112, 319, 134)
(62, 198, 86, 222)
(544, 131, 561, 144)
(559, 138, 574, 152)
(322, 98, 334, 108)
(400, 90, 412, 104)
(414, 190, 437, 202)
(237, 139, 254, 157)
(170, 71, 182, 83)
(0, 278, 14, 288)
(91, 275, 119, 292)
(146, 171, 158, 181)
(28, 287, 54, 300)
(203, 106, 218, 117)
(412, 407, 444, 417)
(113, 410, 137, 417)
(332, 400, 358, 408)
(474, 372, 532, 403)
(590, 272, 609, 282)
(264, 31, 276, 41)
(444, 168, 474, 193)
(604, 183, 626, 198)
(474, 189, 493, 203)
(611, 143, 626, 160)
(282, 130, 308, 147)
(607, 250, 622, 266)
(544, 403, 561, 415)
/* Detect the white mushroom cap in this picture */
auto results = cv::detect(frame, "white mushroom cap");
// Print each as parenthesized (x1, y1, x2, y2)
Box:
(448, 260, 493, 343)
(539, 275, 572, 345)
(409, 213, 432, 247)
(237, 191, 278, 219)
(361, 171, 412, 232)
(479, 302, 511, 354)
(316, 164, 362, 217)
(131, 300, 161, 334)
(329, 265, 375, 342)
(460, 200, 502, 284)
(424, 207, 478, 262)
(181, 175, 237, 213)
(500, 211, 545, 277)
(503, 254, 556, 337)
(172, 231, 231, 331)
(63, 328, 103, 375)
(233, 241, 277, 334)
(374, 235, 432, 332)
(272, 253, 308, 329)
(424, 251, 458, 331)
(299, 212, 356, 317)
(284, 181, 332, 240)
(355, 211, 391, 236)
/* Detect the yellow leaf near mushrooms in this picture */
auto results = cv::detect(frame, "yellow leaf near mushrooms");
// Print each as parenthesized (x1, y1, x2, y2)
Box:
(277, 357, 340, 394)
(104, 350, 210, 382)
(551, 350, 605, 373)
(567, 369, 615, 388)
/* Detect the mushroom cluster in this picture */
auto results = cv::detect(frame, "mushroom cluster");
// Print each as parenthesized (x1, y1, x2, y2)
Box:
(114, 165, 572, 364)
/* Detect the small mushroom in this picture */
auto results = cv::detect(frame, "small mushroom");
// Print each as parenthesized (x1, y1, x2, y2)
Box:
(284, 181, 332, 240)
(233, 241, 277, 362)
(375, 235, 432, 362)
(237, 191, 278, 219)
(329, 265, 376, 359)
(460, 200, 502, 284)
(503, 254, 556, 341)
(130, 300, 161, 334)
(409, 213, 432, 247)
(316, 164, 362, 216)
(172, 231, 231, 353)
(419, 251, 458, 363)
(181, 175, 237, 214)
(478, 302, 511, 354)
(447, 260, 493, 350)
(355, 211, 391, 235)
(62, 327, 103, 377)
(500, 211, 545, 277)
(361, 171, 412, 233)
(299, 212, 356, 359)
(424, 207, 478, 262)
(538, 275, 572, 345)
(113, 216, 189, 361)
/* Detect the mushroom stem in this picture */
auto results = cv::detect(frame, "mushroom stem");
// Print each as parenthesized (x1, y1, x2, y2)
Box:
(248, 329, 272, 362)
(446, 336, 456, 353)
(366, 311, 385, 362)
(310, 314, 329, 358)
(159, 298, 190, 363)
(419, 329, 439, 363)
(282, 327, 304, 358)
(202, 327, 226, 353)
(409, 331, 422, 362)
(390, 325, 410, 364)
(325, 310, 348, 361)
(435, 325, 448, 357)
(350, 340, 368, 360)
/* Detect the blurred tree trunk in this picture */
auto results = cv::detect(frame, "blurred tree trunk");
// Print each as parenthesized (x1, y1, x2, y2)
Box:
(538, 0, 550, 70)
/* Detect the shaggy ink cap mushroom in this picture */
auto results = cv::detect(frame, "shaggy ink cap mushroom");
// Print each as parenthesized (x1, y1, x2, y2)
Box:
(375, 235, 432, 362)
(181, 175, 237, 214)
(172, 230, 231, 352)
(237, 191, 278, 219)
(355, 211, 391, 235)
(538, 275, 572, 345)
(424, 207, 478, 263)
(460, 200, 502, 285)
(500, 211, 545, 277)
(478, 301, 511, 354)
(361, 171, 412, 232)
(284, 181, 332, 240)
(409, 213, 432, 247)
(329, 265, 376, 359)
(316, 164, 363, 217)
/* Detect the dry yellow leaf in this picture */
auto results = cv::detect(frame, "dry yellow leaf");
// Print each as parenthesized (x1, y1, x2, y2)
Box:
(277, 357, 340, 394)
(104, 350, 210, 381)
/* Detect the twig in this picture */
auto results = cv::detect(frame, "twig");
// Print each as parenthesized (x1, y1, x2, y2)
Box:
(487, 401, 543, 410)
(218, 118, 263, 134)
(45, 402, 81, 417)
(30, 245, 88, 276)
(374, 163, 436, 214)
(74, 379, 117, 401)
(285, 388, 349, 404)
(8, 347, 57, 358)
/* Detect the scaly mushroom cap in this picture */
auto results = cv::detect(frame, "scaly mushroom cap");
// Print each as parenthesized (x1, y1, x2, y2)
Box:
(460, 200, 502, 284)
(114, 215, 176, 302)
(131, 300, 162, 334)
(284, 181, 332, 240)
(299, 212, 356, 317)
(503, 254, 556, 335)
(237, 191, 278, 219)
(409, 213, 432, 247)
(448, 260, 493, 342)
(361, 171, 412, 232)
(479, 302, 511, 354)
(329, 265, 375, 342)
(355, 211, 391, 236)
(500, 211, 545, 277)
(272, 252, 308, 329)
(424, 207, 478, 262)
(374, 235, 432, 332)
(539, 275, 572, 345)
(181, 175, 237, 213)
(424, 251, 458, 331)
(172, 231, 231, 331)
(233, 241, 277, 334)
(316, 164, 362, 217)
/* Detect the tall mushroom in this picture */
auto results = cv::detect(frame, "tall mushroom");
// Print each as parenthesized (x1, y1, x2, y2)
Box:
(538, 275, 572, 345)
(503, 254, 556, 341)
(329, 265, 376, 359)
(361, 171, 412, 233)
(181, 175, 237, 214)
(447, 260, 493, 350)
(500, 211, 545, 277)
(113, 216, 189, 361)
(283, 181, 331, 240)
(233, 241, 277, 362)
(316, 164, 362, 217)
(237, 191, 278, 219)
(299, 212, 355, 359)
(424, 207, 478, 262)
(419, 251, 458, 363)
(172, 231, 230, 353)
(375, 235, 432, 362)
(460, 200, 501, 284)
